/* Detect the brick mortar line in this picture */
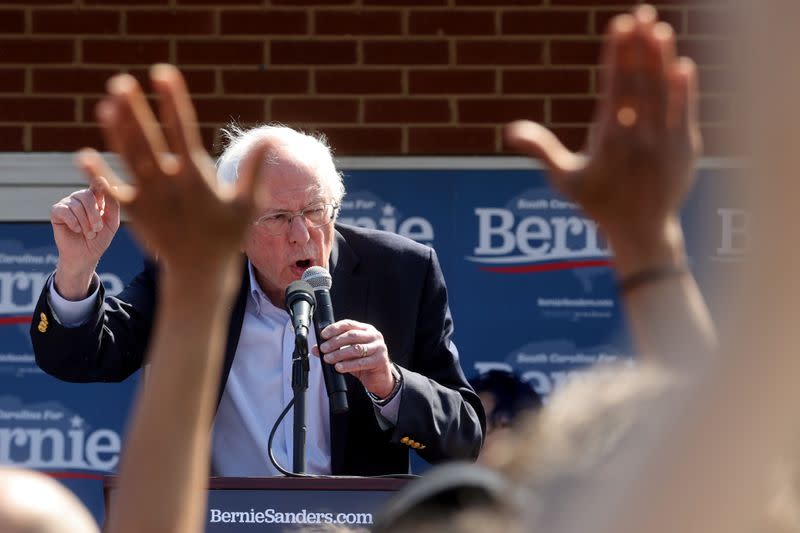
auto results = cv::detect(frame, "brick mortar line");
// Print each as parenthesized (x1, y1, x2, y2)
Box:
(306, 65, 580, 70)
(0, 121, 95, 125)
(12, 5, 728, 14)
(9, 89, 731, 98)
(0, 92, 608, 97)
(0, 35, 725, 41)
(3, 5, 704, 10)
(0, 121, 610, 128)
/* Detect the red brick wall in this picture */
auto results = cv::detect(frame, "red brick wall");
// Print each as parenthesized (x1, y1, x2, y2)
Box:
(0, 0, 731, 155)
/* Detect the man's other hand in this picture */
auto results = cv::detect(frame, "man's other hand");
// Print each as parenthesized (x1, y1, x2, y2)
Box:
(315, 319, 396, 400)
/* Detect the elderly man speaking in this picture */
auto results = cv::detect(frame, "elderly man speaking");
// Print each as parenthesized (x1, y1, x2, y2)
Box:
(29, 71, 484, 476)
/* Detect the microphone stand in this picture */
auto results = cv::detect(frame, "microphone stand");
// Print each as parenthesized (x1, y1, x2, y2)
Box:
(291, 333, 309, 474)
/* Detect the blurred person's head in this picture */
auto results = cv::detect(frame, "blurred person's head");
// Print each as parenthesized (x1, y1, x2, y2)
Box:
(482, 363, 681, 532)
(372, 462, 524, 533)
(760, 459, 800, 533)
(378, 363, 676, 533)
(380, 361, 800, 533)
(0, 467, 98, 533)
(374, 506, 523, 533)
(469, 369, 542, 451)
(484, 362, 800, 533)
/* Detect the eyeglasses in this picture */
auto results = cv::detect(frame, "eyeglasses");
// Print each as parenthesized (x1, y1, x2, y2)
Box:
(253, 203, 339, 235)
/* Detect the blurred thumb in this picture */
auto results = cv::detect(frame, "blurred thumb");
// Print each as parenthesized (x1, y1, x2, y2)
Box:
(504, 121, 581, 187)
(76, 147, 133, 210)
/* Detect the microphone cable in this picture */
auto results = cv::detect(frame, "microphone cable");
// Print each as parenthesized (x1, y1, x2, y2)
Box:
(267, 398, 311, 478)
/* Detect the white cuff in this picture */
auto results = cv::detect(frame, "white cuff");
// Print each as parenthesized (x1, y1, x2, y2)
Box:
(370, 366, 403, 430)
(47, 274, 100, 327)
(374, 384, 402, 428)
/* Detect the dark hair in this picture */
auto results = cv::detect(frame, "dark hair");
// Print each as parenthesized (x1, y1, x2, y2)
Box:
(371, 462, 517, 533)
(469, 370, 542, 429)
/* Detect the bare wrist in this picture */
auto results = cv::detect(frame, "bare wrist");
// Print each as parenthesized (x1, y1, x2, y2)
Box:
(369, 364, 402, 404)
(159, 257, 243, 302)
(53, 266, 97, 301)
(606, 216, 688, 279)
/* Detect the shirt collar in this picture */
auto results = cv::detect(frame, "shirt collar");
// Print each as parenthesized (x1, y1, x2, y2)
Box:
(247, 260, 284, 317)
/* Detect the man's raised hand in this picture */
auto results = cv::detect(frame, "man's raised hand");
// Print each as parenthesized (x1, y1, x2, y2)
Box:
(51, 158, 119, 300)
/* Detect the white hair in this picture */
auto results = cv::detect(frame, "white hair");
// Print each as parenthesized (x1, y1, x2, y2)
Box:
(215, 124, 346, 205)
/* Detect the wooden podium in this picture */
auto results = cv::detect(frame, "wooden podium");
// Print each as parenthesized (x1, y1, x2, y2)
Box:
(104, 476, 411, 532)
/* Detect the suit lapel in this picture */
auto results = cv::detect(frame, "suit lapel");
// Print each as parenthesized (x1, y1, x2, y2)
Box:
(216, 258, 250, 408)
(329, 227, 368, 322)
(328, 226, 368, 474)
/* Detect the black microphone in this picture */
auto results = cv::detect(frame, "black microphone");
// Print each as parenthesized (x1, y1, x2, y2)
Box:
(285, 280, 316, 354)
(302, 266, 349, 414)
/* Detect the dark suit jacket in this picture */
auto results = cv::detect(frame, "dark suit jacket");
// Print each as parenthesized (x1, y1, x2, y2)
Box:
(32, 224, 485, 476)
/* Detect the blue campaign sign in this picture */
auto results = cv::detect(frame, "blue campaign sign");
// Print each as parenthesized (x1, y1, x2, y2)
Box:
(0, 223, 144, 524)
(0, 162, 745, 525)
(342, 168, 624, 398)
(341, 165, 745, 397)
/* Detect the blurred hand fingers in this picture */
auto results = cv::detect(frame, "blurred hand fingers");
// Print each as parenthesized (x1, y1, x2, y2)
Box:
(96, 75, 169, 184)
(150, 64, 204, 163)
(669, 57, 701, 149)
(634, 19, 675, 130)
(236, 137, 278, 215)
(76, 147, 135, 207)
(598, 14, 637, 127)
(504, 120, 582, 193)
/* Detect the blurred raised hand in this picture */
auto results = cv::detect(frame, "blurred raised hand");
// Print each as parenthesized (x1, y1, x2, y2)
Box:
(82, 64, 269, 283)
(508, 5, 714, 370)
(506, 5, 700, 278)
(92, 65, 272, 533)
